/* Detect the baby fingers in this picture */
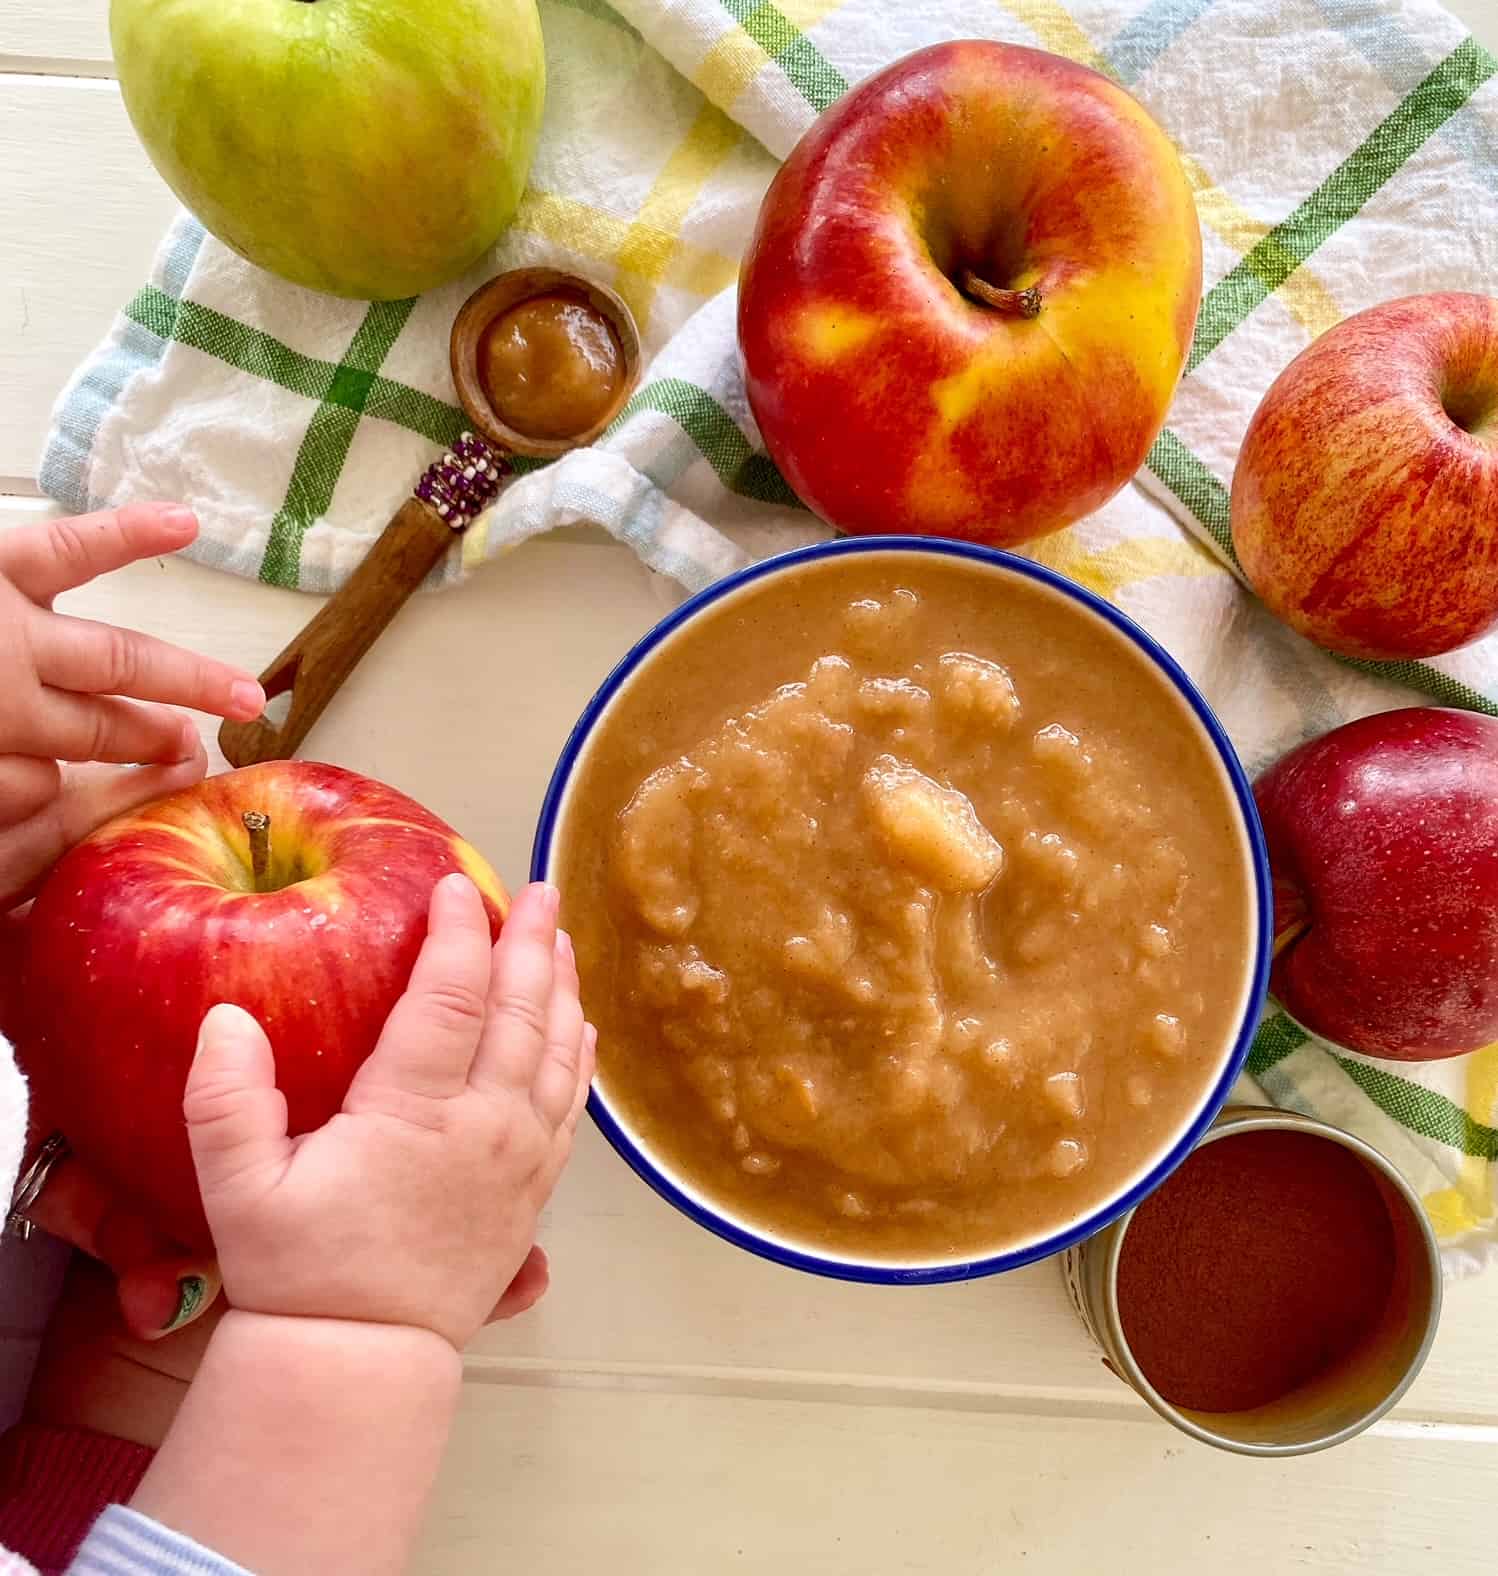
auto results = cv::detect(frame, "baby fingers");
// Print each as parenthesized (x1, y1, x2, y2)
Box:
(0, 504, 199, 606)
(0, 755, 62, 829)
(29, 612, 264, 721)
(18, 689, 200, 766)
(351, 873, 495, 1108)
(530, 929, 587, 1130)
(0, 755, 208, 910)
(470, 882, 559, 1094)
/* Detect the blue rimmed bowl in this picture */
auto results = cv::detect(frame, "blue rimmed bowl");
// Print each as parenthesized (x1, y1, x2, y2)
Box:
(532, 537, 1272, 1285)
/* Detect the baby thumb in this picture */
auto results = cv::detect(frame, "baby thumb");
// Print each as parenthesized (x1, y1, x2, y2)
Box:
(184, 1003, 291, 1200)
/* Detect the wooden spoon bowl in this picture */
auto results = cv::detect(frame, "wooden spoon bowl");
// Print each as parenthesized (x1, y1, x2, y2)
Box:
(220, 268, 641, 768)
(450, 267, 641, 458)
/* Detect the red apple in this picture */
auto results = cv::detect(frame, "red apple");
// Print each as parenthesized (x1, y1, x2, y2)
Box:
(1255, 707, 1498, 1060)
(737, 40, 1201, 546)
(1232, 292, 1498, 660)
(20, 761, 508, 1247)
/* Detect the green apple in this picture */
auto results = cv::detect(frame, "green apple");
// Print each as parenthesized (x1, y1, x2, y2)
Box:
(111, 0, 546, 300)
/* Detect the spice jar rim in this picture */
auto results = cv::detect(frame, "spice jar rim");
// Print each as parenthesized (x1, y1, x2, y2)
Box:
(1097, 1104, 1444, 1458)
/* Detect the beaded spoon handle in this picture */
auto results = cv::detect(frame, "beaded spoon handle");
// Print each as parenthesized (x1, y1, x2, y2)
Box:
(219, 432, 506, 767)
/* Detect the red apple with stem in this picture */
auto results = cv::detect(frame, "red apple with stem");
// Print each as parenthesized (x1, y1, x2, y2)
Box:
(20, 760, 508, 1247)
(737, 40, 1201, 547)
(1232, 292, 1498, 660)
(1255, 707, 1498, 1061)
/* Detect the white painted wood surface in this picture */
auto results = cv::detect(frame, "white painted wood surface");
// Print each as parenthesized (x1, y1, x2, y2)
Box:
(0, 3, 110, 73)
(3, 6, 1497, 1572)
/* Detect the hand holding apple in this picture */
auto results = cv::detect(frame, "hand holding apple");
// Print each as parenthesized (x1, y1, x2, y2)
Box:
(183, 877, 593, 1349)
(20, 761, 509, 1247)
(1255, 707, 1498, 1061)
(0, 504, 276, 1336)
(738, 41, 1201, 546)
(1232, 292, 1498, 660)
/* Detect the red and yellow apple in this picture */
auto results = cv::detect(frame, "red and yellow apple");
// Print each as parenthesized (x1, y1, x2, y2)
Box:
(20, 761, 508, 1247)
(1256, 707, 1498, 1061)
(1232, 292, 1498, 660)
(737, 41, 1201, 546)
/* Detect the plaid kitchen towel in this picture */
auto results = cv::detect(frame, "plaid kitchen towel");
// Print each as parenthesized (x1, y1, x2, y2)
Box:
(40, 0, 1498, 1274)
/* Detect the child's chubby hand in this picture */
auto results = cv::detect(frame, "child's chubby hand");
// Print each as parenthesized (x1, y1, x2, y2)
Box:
(0, 503, 265, 1343)
(0, 503, 265, 908)
(185, 876, 596, 1350)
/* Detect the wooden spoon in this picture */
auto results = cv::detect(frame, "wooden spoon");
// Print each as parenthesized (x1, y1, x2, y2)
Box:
(219, 270, 640, 768)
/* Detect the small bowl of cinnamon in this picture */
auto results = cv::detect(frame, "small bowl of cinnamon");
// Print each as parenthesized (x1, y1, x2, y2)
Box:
(1062, 1105, 1442, 1456)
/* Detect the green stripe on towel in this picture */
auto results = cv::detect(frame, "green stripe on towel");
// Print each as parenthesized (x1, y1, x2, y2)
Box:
(261, 298, 416, 587)
(716, 0, 848, 111)
(1146, 427, 1498, 717)
(1329, 1054, 1498, 1160)
(1146, 427, 1236, 562)
(1189, 37, 1498, 371)
(125, 289, 341, 404)
(1251, 1012, 1498, 1160)
(1247, 1013, 1311, 1079)
(610, 376, 799, 506)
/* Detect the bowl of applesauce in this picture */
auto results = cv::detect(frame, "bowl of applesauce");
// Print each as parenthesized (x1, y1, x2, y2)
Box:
(533, 538, 1271, 1283)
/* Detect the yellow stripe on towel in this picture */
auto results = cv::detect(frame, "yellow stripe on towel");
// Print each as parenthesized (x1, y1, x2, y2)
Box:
(696, 0, 852, 113)
(1025, 533, 1226, 602)
(617, 104, 745, 333)
(514, 190, 740, 307)
(1423, 1044, 1498, 1239)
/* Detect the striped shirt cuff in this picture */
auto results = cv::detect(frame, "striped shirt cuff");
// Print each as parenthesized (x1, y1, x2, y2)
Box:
(66, 1507, 252, 1576)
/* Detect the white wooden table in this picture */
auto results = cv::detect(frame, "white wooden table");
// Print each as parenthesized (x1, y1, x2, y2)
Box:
(4, 5, 1496, 1571)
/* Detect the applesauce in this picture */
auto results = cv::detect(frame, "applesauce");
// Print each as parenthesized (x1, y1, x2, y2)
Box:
(555, 551, 1257, 1260)
(478, 293, 625, 440)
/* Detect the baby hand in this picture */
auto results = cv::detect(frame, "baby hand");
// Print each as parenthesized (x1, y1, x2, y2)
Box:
(0, 504, 265, 907)
(183, 877, 595, 1350)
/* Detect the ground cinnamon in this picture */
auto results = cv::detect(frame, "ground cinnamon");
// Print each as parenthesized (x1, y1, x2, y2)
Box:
(1115, 1129, 1397, 1413)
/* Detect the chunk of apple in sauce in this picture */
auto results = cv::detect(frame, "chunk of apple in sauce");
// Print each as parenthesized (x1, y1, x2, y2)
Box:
(937, 652, 1021, 728)
(863, 756, 1004, 892)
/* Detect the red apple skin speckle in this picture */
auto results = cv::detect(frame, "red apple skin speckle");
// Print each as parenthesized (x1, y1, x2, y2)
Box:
(19, 761, 508, 1248)
(1255, 707, 1498, 1060)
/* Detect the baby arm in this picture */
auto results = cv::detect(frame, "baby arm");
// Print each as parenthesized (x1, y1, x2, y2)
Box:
(126, 877, 594, 1576)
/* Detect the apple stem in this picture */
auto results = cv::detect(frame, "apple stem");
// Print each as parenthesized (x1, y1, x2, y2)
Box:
(961, 272, 1042, 319)
(243, 811, 272, 892)
(1272, 916, 1311, 959)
